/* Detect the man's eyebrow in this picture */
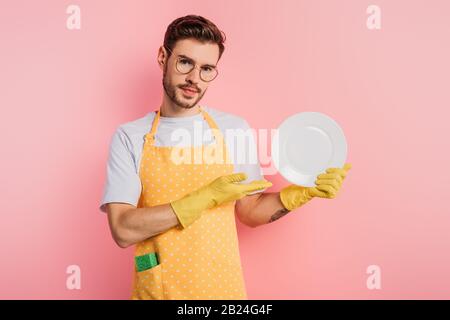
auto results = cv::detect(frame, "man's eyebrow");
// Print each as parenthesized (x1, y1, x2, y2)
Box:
(178, 54, 217, 68)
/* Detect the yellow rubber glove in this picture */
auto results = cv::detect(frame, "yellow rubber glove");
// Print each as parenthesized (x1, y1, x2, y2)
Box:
(280, 163, 352, 211)
(171, 172, 272, 228)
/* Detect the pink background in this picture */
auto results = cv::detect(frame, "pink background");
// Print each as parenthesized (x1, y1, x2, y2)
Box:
(1, 0, 449, 299)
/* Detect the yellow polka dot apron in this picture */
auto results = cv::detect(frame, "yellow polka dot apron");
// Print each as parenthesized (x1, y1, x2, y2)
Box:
(131, 107, 248, 300)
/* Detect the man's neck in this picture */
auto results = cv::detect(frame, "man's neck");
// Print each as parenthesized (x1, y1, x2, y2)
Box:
(160, 100, 201, 118)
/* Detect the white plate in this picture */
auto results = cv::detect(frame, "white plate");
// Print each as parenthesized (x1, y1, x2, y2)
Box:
(272, 112, 347, 187)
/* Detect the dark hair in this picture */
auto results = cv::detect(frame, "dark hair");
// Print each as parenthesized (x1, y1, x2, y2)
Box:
(163, 15, 226, 60)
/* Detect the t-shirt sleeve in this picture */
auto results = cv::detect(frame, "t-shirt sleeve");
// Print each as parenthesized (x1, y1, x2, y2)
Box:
(99, 127, 142, 213)
(231, 119, 266, 193)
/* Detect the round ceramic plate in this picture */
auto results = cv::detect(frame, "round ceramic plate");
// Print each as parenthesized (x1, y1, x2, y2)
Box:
(272, 112, 347, 187)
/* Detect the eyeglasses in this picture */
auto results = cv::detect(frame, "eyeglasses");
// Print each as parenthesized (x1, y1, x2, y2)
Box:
(164, 46, 219, 82)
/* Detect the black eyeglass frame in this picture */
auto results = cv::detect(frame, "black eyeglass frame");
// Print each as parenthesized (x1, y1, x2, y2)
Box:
(163, 46, 219, 82)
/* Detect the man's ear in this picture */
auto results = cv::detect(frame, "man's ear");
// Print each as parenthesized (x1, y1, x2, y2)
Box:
(157, 46, 167, 70)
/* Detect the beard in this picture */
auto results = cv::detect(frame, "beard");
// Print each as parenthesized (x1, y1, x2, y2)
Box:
(162, 64, 206, 109)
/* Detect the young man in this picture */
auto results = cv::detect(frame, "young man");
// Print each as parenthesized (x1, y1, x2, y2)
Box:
(100, 15, 352, 300)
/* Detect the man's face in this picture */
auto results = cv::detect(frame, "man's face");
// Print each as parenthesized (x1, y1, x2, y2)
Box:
(160, 38, 220, 109)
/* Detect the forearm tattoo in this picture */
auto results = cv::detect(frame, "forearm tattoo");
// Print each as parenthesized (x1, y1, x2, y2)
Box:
(268, 207, 291, 223)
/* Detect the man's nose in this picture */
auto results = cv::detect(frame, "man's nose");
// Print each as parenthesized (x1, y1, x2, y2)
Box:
(185, 67, 201, 84)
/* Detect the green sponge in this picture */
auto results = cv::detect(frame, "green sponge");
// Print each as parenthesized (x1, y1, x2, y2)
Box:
(135, 252, 159, 272)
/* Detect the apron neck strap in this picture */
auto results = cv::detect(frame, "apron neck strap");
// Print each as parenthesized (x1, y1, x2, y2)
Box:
(146, 106, 223, 146)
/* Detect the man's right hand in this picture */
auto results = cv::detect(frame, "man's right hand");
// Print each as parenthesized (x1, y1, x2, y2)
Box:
(170, 172, 272, 228)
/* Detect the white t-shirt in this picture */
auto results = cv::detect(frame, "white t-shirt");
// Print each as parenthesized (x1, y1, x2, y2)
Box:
(99, 106, 264, 213)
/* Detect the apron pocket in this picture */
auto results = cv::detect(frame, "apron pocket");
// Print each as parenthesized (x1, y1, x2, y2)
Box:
(133, 263, 164, 300)
(132, 252, 164, 299)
